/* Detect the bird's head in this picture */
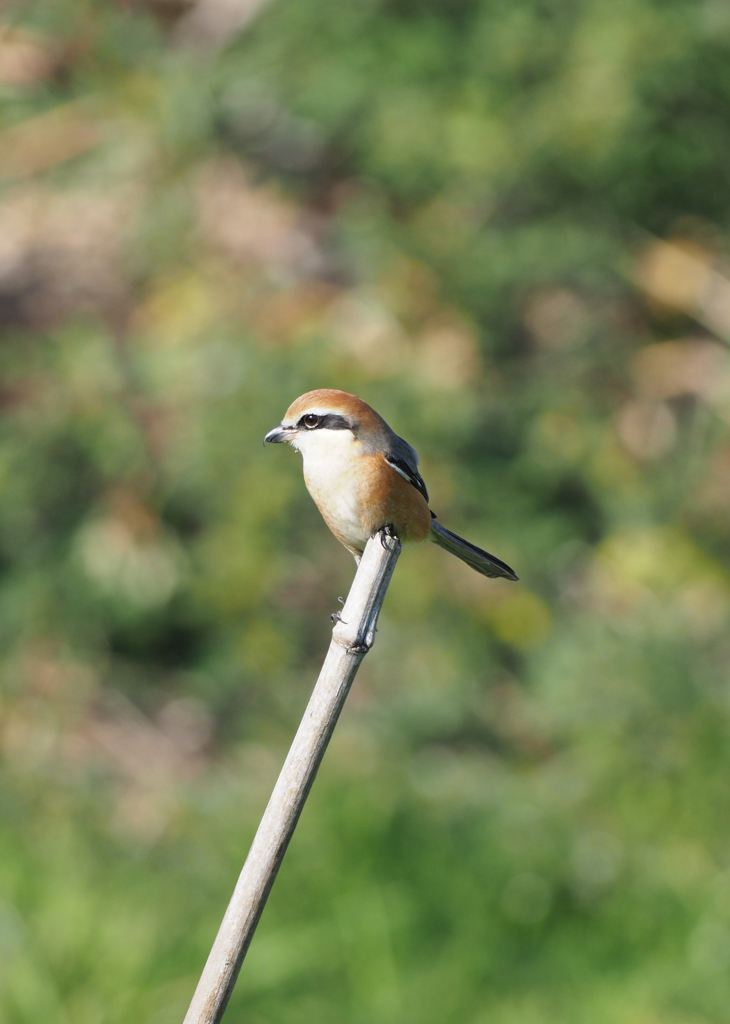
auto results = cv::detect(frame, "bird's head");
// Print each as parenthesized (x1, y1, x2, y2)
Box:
(264, 389, 387, 456)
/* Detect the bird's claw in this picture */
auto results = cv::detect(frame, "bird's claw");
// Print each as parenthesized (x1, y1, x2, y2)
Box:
(379, 524, 397, 549)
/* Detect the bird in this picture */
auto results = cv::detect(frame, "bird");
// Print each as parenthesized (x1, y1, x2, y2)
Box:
(264, 389, 518, 581)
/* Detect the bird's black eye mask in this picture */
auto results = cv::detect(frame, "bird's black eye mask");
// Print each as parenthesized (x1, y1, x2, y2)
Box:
(297, 413, 354, 431)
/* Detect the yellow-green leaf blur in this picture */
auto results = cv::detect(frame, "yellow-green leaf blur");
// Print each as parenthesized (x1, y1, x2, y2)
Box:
(1, 0, 730, 1021)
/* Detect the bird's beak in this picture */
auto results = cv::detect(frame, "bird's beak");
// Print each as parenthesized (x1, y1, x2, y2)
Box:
(264, 424, 293, 444)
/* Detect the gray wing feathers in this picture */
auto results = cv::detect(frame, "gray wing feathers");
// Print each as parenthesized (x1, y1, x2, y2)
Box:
(377, 424, 518, 580)
(383, 432, 429, 503)
(389, 433, 420, 471)
(430, 522, 519, 581)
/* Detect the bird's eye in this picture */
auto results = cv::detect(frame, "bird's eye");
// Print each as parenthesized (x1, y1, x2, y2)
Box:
(303, 413, 320, 428)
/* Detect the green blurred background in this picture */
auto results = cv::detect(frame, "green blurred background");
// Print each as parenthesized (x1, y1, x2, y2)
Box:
(2, 0, 730, 1020)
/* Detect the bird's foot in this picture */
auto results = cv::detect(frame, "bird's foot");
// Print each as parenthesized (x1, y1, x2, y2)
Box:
(379, 524, 398, 549)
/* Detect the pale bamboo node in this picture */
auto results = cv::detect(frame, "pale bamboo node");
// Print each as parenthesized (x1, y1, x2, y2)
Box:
(183, 529, 402, 1024)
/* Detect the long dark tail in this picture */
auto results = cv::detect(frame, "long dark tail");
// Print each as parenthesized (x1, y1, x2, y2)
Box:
(430, 522, 518, 581)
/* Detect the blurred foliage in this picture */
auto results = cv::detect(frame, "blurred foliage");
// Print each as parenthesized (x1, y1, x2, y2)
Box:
(2, 0, 730, 1020)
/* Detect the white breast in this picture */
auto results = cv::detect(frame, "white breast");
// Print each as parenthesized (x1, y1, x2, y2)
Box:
(294, 430, 370, 550)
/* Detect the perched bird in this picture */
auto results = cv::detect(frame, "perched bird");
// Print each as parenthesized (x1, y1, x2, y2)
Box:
(265, 389, 518, 581)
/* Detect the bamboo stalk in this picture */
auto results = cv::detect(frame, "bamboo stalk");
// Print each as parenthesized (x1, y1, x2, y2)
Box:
(183, 530, 402, 1024)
